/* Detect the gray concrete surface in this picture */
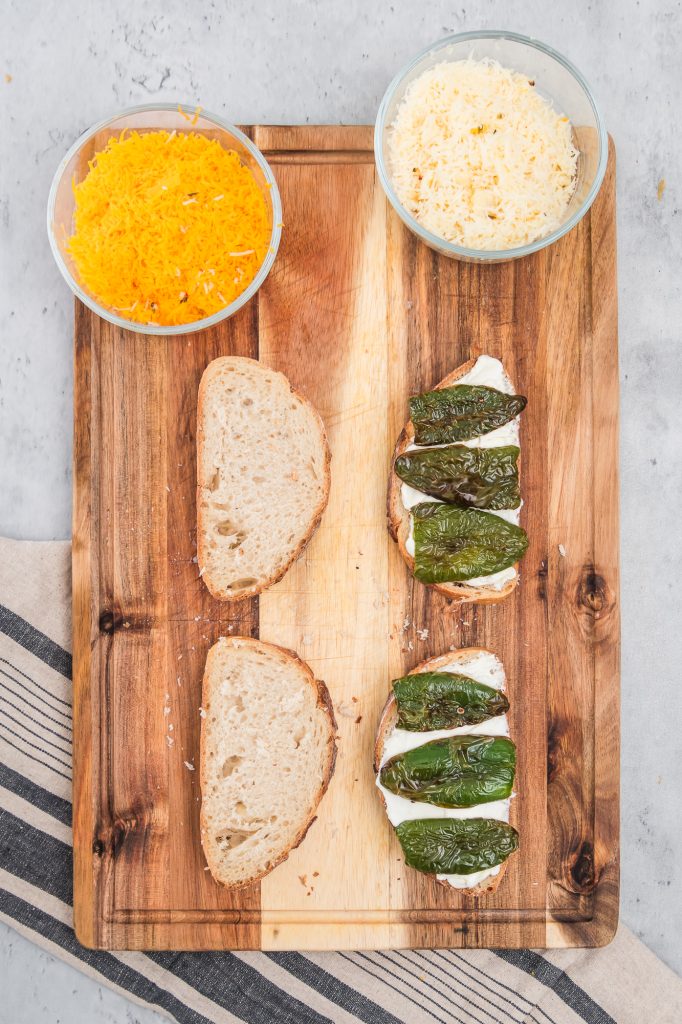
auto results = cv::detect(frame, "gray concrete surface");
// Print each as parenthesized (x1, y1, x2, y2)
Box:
(1, 0, 681, 1018)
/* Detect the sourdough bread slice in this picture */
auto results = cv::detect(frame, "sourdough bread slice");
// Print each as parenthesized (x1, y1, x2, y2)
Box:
(200, 637, 337, 889)
(387, 358, 522, 604)
(374, 649, 515, 897)
(197, 356, 331, 601)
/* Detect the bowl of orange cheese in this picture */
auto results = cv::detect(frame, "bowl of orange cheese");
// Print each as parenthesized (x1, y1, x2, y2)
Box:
(47, 104, 282, 334)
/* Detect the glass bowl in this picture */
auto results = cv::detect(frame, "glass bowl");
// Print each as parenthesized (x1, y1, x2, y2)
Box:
(374, 30, 608, 263)
(47, 104, 282, 335)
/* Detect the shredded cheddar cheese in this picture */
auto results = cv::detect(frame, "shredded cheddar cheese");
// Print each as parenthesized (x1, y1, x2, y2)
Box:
(67, 129, 271, 326)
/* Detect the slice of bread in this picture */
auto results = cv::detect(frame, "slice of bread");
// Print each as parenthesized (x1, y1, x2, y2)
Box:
(197, 356, 331, 601)
(200, 637, 337, 889)
(387, 357, 522, 604)
(374, 649, 515, 897)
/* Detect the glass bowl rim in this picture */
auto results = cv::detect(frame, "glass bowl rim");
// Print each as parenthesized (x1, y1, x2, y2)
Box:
(46, 102, 283, 335)
(374, 29, 608, 262)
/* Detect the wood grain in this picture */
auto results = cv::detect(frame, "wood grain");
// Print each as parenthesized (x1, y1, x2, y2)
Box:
(72, 126, 619, 950)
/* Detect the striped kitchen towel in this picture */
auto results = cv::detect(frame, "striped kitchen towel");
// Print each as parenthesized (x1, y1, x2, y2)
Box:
(1, 535, 681, 1024)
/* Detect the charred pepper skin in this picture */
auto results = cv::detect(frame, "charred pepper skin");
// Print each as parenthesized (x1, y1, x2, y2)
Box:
(411, 502, 528, 584)
(395, 444, 521, 510)
(395, 817, 519, 875)
(380, 735, 516, 808)
(409, 384, 527, 446)
(393, 671, 509, 731)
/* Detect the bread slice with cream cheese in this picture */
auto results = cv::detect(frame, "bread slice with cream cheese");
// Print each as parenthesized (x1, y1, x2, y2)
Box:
(374, 648, 517, 897)
(387, 356, 524, 603)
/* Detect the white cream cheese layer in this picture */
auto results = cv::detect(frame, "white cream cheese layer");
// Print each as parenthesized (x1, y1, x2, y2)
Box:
(377, 650, 513, 889)
(401, 356, 522, 589)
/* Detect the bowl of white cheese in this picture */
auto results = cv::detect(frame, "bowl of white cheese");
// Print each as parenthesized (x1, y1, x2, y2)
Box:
(375, 30, 607, 262)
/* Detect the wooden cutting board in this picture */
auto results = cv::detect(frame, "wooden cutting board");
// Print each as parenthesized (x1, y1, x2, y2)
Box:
(73, 125, 619, 951)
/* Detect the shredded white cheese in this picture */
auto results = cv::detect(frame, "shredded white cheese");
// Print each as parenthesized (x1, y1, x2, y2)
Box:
(388, 58, 578, 250)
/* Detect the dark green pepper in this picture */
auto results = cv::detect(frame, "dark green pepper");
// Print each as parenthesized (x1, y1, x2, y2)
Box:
(380, 735, 515, 808)
(410, 385, 526, 446)
(395, 445, 520, 510)
(411, 502, 528, 584)
(395, 817, 519, 875)
(393, 672, 509, 731)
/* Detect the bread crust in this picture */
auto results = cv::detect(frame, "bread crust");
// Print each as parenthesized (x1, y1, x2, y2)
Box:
(197, 356, 332, 602)
(200, 636, 337, 890)
(387, 357, 520, 604)
(373, 648, 516, 897)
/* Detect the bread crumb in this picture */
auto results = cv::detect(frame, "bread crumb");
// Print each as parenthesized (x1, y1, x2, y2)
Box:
(416, 627, 429, 641)
(313, 871, 319, 877)
(4, 74, 12, 83)
(558, 543, 566, 556)
(657, 178, 666, 201)
(298, 874, 307, 886)
(166, 485, 171, 493)
(184, 761, 195, 771)
(199, 707, 207, 718)
(166, 736, 174, 747)
(163, 706, 171, 716)
(355, 715, 363, 725)
(337, 702, 357, 718)
(402, 617, 411, 631)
